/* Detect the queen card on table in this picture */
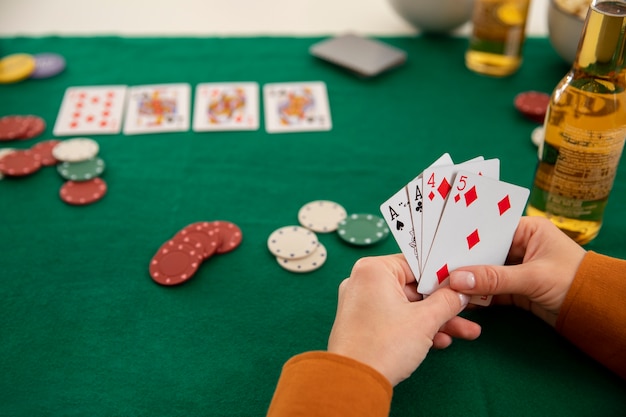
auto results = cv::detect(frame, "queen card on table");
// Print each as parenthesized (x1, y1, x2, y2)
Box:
(123, 83, 191, 135)
(53, 85, 127, 136)
(192, 82, 259, 132)
(263, 81, 332, 133)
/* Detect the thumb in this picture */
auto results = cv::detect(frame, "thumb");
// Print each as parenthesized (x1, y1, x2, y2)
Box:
(449, 264, 535, 297)
(419, 287, 470, 332)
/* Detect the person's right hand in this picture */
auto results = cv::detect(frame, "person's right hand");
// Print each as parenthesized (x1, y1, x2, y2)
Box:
(449, 216, 586, 327)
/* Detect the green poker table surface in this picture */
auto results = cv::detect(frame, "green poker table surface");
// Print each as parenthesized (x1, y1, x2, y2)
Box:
(1, 36, 625, 416)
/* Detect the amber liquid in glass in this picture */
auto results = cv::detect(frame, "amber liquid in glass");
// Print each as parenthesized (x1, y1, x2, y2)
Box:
(526, 1, 626, 244)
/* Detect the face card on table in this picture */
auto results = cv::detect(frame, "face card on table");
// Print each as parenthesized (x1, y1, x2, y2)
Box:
(53, 85, 127, 136)
(192, 82, 259, 132)
(420, 157, 500, 270)
(123, 83, 191, 135)
(263, 82, 332, 133)
(417, 172, 529, 303)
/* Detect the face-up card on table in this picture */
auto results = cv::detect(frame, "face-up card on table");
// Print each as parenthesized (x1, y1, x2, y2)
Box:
(421, 157, 500, 269)
(192, 82, 259, 132)
(418, 172, 529, 304)
(263, 82, 332, 133)
(123, 83, 191, 135)
(53, 85, 127, 136)
(309, 34, 407, 78)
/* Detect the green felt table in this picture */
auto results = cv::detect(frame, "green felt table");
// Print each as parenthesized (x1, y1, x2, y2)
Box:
(1, 36, 625, 417)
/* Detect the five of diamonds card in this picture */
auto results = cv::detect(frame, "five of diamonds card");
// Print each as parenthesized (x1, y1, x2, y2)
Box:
(380, 153, 529, 306)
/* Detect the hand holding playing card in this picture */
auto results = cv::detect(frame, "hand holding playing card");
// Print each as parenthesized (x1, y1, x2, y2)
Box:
(327, 254, 481, 386)
(449, 216, 586, 327)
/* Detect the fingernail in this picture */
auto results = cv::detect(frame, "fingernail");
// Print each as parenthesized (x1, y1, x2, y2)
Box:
(459, 293, 470, 308)
(451, 271, 475, 290)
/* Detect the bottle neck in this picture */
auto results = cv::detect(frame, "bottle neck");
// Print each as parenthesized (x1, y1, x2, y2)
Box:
(573, 1, 626, 78)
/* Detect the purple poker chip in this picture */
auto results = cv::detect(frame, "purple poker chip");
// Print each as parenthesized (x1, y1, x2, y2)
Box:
(30, 53, 66, 79)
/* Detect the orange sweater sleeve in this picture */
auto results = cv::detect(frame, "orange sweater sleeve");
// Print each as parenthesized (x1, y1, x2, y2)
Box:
(266, 351, 393, 417)
(556, 251, 626, 379)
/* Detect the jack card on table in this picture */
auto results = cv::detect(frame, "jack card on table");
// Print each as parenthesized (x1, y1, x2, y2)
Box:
(263, 81, 332, 133)
(53, 85, 128, 136)
(123, 83, 191, 135)
(192, 82, 259, 132)
(417, 171, 529, 304)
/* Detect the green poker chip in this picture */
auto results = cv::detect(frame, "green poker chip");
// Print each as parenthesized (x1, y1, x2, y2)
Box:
(337, 213, 389, 246)
(57, 157, 105, 181)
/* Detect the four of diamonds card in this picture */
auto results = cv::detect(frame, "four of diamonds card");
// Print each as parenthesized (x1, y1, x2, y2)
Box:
(53, 82, 332, 136)
(380, 153, 529, 306)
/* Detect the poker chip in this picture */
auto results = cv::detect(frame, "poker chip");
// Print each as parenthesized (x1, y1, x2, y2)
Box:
(531, 125, 545, 147)
(149, 240, 203, 286)
(298, 200, 347, 233)
(0, 116, 30, 141)
(514, 91, 550, 124)
(175, 222, 221, 259)
(30, 140, 61, 166)
(268, 225, 319, 259)
(59, 177, 107, 205)
(19, 115, 46, 140)
(337, 213, 389, 246)
(212, 221, 243, 254)
(0, 148, 17, 180)
(30, 53, 66, 79)
(276, 242, 327, 273)
(0, 149, 42, 177)
(0, 53, 36, 84)
(52, 137, 99, 162)
(57, 157, 105, 181)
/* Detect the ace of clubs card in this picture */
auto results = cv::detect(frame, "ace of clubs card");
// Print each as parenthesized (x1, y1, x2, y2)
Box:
(263, 81, 332, 133)
(193, 82, 259, 131)
(53, 85, 128, 136)
(418, 172, 529, 303)
(123, 83, 191, 135)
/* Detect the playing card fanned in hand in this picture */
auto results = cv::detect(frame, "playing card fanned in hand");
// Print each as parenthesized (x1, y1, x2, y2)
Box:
(53, 85, 128, 136)
(380, 154, 529, 306)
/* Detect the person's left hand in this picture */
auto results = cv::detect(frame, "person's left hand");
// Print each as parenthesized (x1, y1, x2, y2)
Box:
(327, 254, 481, 386)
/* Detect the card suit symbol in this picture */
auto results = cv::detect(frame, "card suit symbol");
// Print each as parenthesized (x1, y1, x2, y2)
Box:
(467, 229, 480, 250)
(498, 195, 511, 216)
(415, 201, 423, 212)
(436, 264, 449, 284)
(437, 178, 451, 199)
(454, 193, 461, 203)
(428, 191, 435, 201)
(464, 186, 478, 207)
(396, 220, 404, 231)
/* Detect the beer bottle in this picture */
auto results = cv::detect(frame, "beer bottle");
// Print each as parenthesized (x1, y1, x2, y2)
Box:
(465, 0, 531, 76)
(526, 0, 626, 244)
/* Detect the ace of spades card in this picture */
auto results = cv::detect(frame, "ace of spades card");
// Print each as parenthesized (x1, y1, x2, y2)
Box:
(417, 171, 529, 302)
(53, 85, 128, 136)
(263, 81, 332, 133)
(123, 83, 191, 135)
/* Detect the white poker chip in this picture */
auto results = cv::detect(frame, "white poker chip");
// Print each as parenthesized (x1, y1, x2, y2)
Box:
(0, 148, 17, 180)
(52, 138, 100, 162)
(276, 242, 327, 273)
(531, 125, 544, 147)
(267, 225, 319, 259)
(298, 200, 347, 233)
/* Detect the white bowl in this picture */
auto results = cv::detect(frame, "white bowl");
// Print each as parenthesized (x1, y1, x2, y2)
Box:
(387, 0, 474, 33)
(548, 0, 588, 63)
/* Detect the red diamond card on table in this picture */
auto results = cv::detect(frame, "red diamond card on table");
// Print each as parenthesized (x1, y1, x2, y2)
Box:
(417, 171, 529, 305)
(53, 85, 127, 136)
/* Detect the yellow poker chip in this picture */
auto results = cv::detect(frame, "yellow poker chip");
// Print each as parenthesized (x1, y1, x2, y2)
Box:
(0, 53, 36, 84)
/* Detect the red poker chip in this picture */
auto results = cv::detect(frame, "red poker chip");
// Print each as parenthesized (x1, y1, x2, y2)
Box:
(30, 139, 61, 166)
(0, 149, 42, 176)
(175, 222, 221, 260)
(19, 115, 46, 140)
(514, 91, 550, 124)
(149, 239, 204, 286)
(211, 221, 243, 254)
(0, 116, 29, 141)
(59, 177, 107, 205)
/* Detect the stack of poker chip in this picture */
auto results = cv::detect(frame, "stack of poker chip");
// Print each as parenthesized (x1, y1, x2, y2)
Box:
(0, 52, 66, 84)
(149, 221, 243, 286)
(0, 115, 46, 142)
(267, 200, 390, 274)
(0, 139, 60, 179)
